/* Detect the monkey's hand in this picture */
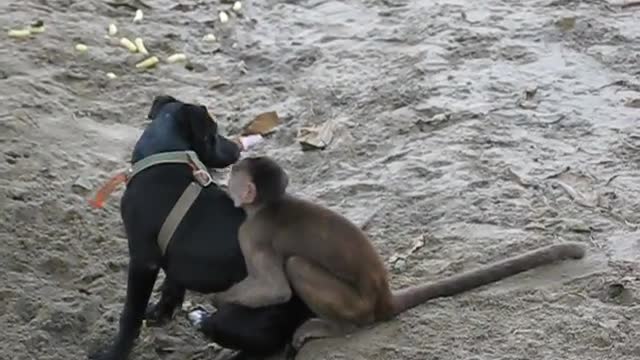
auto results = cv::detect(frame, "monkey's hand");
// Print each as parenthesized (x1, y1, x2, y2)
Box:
(209, 293, 228, 308)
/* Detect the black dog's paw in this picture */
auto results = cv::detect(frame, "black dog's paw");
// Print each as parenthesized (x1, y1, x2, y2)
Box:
(87, 348, 115, 360)
(144, 302, 171, 327)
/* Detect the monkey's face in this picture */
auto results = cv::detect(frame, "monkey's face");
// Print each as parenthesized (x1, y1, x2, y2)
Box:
(228, 167, 257, 207)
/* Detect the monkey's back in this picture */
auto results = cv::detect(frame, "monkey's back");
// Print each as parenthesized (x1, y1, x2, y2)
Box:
(267, 194, 390, 295)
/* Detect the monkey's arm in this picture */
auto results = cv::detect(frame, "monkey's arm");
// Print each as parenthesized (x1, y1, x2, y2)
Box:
(214, 247, 292, 308)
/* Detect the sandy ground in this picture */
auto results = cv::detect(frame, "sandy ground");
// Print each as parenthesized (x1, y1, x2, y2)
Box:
(1, 0, 640, 359)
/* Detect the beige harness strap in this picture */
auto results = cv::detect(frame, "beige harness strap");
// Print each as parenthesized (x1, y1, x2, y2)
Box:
(157, 181, 203, 256)
(123, 150, 213, 256)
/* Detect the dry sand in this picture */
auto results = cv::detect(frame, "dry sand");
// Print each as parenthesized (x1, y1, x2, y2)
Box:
(1, 0, 640, 359)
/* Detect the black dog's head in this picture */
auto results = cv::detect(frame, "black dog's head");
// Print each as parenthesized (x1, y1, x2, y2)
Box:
(131, 95, 241, 169)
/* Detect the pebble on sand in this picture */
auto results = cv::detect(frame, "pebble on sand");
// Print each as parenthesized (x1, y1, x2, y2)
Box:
(232, 1, 242, 12)
(108, 23, 118, 36)
(75, 43, 88, 52)
(219, 11, 230, 23)
(203, 33, 217, 42)
(106, 72, 117, 79)
(133, 9, 144, 23)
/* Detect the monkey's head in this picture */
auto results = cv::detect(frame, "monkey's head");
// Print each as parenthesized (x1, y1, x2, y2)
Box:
(228, 156, 289, 208)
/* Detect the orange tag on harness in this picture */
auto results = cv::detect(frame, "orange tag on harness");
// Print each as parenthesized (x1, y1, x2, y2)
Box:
(88, 172, 128, 209)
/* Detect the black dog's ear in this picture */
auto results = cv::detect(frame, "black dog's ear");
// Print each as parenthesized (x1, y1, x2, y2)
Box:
(147, 95, 178, 120)
(180, 103, 216, 155)
(178, 103, 240, 168)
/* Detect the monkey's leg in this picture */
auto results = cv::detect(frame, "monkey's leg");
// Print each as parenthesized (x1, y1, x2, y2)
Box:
(285, 256, 374, 325)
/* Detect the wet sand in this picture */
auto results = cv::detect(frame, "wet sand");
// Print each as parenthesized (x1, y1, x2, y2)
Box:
(1, 0, 639, 359)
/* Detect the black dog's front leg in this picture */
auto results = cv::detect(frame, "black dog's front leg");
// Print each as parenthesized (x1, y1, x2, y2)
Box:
(145, 276, 185, 326)
(90, 262, 159, 360)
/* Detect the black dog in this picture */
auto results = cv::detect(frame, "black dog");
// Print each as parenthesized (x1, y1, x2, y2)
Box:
(90, 95, 312, 360)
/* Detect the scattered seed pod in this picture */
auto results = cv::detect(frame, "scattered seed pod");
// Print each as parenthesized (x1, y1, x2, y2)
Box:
(232, 1, 242, 12)
(106, 72, 117, 79)
(120, 37, 138, 52)
(29, 26, 45, 34)
(133, 9, 144, 23)
(108, 23, 118, 36)
(219, 11, 229, 23)
(134, 38, 148, 55)
(8, 29, 32, 38)
(136, 56, 159, 69)
(166, 53, 187, 63)
(203, 33, 217, 42)
(75, 43, 88, 52)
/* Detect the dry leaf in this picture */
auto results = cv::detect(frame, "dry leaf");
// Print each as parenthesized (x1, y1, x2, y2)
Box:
(624, 98, 640, 108)
(555, 16, 576, 32)
(389, 234, 426, 272)
(242, 111, 280, 135)
(297, 120, 337, 151)
(407, 235, 426, 254)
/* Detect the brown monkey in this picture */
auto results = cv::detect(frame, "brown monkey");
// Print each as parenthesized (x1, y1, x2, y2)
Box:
(213, 156, 586, 348)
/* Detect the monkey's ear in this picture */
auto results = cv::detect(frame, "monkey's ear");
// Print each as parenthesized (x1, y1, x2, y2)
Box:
(147, 95, 178, 120)
(244, 181, 257, 204)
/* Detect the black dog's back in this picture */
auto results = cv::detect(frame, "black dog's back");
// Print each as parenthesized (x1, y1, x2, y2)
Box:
(121, 164, 246, 292)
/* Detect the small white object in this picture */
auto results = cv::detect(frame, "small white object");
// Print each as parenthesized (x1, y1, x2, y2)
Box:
(239, 134, 264, 150)
(134, 38, 149, 55)
(166, 53, 187, 63)
(75, 43, 88, 52)
(232, 1, 242, 12)
(219, 11, 229, 23)
(181, 300, 194, 312)
(203, 33, 217, 42)
(108, 23, 118, 36)
(188, 309, 207, 328)
(106, 72, 117, 79)
(133, 9, 144, 23)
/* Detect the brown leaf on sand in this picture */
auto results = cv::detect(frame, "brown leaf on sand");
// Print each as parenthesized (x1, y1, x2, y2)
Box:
(241, 111, 280, 135)
(296, 120, 337, 151)
(554, 16, 576, 32)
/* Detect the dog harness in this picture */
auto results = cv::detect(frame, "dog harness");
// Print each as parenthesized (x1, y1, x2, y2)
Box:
(90, 150, 213, 256)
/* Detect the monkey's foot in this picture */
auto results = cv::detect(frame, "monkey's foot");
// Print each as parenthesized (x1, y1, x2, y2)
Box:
(291, 318, 351, 350)
(187, 307, 209, 328)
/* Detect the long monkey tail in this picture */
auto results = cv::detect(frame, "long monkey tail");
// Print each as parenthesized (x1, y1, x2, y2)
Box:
(391, 242, 586, 316)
